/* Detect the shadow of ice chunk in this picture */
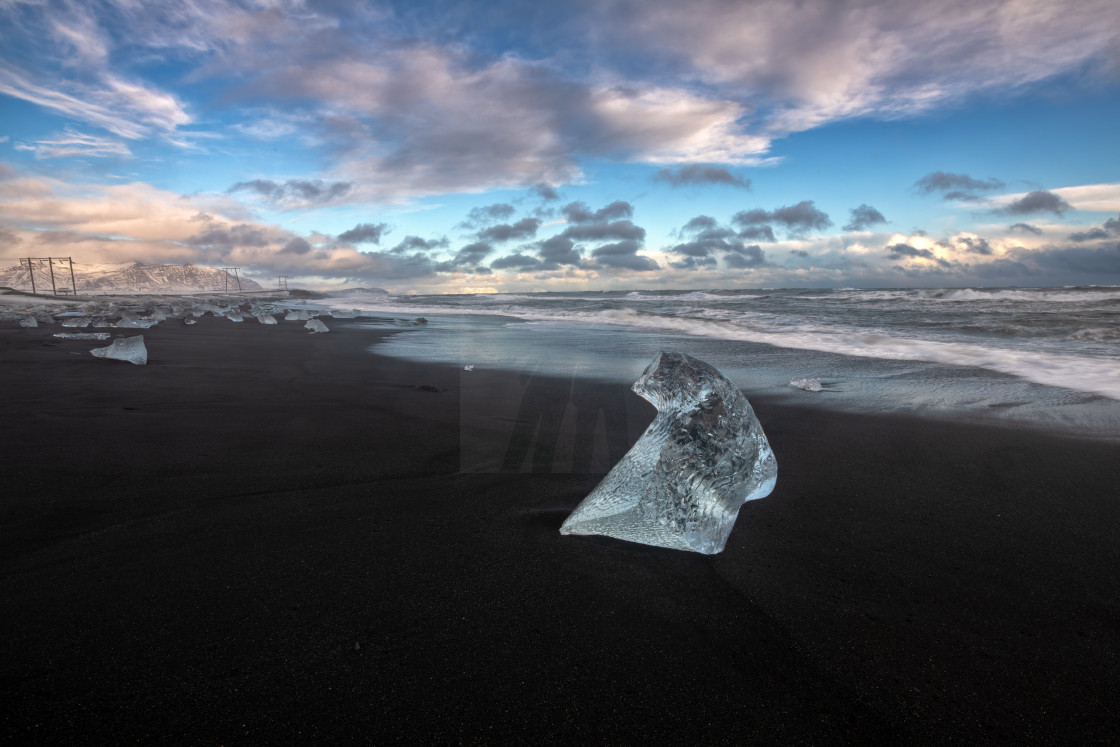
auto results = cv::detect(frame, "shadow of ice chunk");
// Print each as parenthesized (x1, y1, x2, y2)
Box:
(90, 335, 147, 365)
(560, 351, 777, 555)
(305, 319, 329, 333)
(790, 377, 822, 392)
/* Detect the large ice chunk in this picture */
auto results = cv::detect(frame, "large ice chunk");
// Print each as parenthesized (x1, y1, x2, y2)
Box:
(560, 351, 777, 555)
(286, 310, 313, 321)
(304, 319, 329, 333)
(90, 335, 147, 365)
(20, 317, 38, 328)
(790, 377, 822, 392)
(255, 313, 277, 325)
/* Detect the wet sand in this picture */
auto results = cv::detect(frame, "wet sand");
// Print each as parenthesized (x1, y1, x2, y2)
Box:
(2, 315, 1119, 742)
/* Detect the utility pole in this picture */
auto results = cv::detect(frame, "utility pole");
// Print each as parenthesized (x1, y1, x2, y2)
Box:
(277, 275, 288, 291)
(221, 267, 242, 293)
(18, 257, 77, 295)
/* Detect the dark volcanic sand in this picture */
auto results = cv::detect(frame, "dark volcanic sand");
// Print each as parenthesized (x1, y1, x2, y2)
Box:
(2, 316, 1119, 742)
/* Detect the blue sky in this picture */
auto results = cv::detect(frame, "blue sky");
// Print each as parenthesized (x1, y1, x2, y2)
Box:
(1, 0, 1119, 293)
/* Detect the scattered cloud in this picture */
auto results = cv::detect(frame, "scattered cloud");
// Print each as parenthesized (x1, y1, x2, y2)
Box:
(1009, 222, 1043, 236)
(337, 222, 388, 244)
(1069, 214, 1120, 241)
(914, 171, 1005, 201)
(731, 200, 831, 237)
(561, 200, 634, 224)
(653, 164, 750, 189)
(478, 217, 541, 242)
(460, 203, 516, 228)
(843, 204, 887, 231)
(996, 190, 1073, 217)
(228, 179, 354, 207)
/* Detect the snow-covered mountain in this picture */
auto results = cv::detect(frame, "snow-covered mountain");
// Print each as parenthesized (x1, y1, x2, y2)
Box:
(0, 262, 263, 293)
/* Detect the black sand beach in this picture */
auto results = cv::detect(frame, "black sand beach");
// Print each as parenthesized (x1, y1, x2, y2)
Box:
(2, 315, 1119, 742)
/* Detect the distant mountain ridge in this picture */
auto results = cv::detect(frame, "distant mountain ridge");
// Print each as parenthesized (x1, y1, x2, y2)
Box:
(325, 287, 390, 297)
(0, 262, 264, 293)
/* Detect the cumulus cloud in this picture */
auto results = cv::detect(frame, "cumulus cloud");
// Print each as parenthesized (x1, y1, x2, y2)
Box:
(653, 164, 750, 189)
(997, 190, 1074, 217)
(668, 214, 767, 270)
(914, 171, 1005, 200)
(731, 200, 831, 237)
(337, 222, 388, 244)
(478, 217, 541, 242)
(561, 200, 634, 224)
(1009, 222, 1043, 236)
(491, 252, 543, 270)
(229, 179, 354, 207)
(886, 242, 944, 264)
(460, 203, 516, 228)
(531, 183, 561, 201)
(1068, 214, 1120, 241)
(589, 239, 659, 271)
(842, 204, 887, 231)
(388, 235, 449, 254)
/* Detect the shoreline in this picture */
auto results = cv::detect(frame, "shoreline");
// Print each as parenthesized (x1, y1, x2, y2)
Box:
(2, 317, 1119, 741)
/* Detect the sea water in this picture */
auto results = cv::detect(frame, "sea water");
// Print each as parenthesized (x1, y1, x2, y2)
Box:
(333, 287, 1120, 439)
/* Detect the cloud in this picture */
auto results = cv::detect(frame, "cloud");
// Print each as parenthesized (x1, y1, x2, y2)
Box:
(997, 190, 1073, 217)
(460, 203, 516, 228)
(448, 241, 494, 266)
(843, 204, 887, 231)
(614, 0, 1120, 135)
(388, 235, 449, 254)
(589, 239, 659, 271)
(914, 171, 1005, 200)
(537, 235, 582, 266)
(887, 243, 936, 260)
(1068, 214, 1120, 241)
(731, 200, 831, 237)
(560, 220, 646, 242)
(668, 214, 766, 269)
(737, 225, 776, 242)
(561, 200, 634, 224)
(478, 217, 541, 242)
(491, 253, 543, 270)
(724, 245, 765, 269)
(281, 237, 311, 255)
(229, 179, 354, 207)
(531, 183, 561, 201)
(337, 222, 388, 244)
(1009, 222, 1043, 236)
(14, 129, 131, 159)
(653, 164, 750, 189)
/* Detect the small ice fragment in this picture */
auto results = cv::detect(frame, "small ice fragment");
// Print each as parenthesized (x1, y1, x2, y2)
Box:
(184, 318, 197, 325)
(331, 309, 358, 318)
(255, 313, 277, 325)
(114, 317, 157, 328)
(305, 319, 329, 333)
(151, 308, 168, 321)
(54, 332, 111, 340)
(463, 364, 475, 371)
(286, 310, 313, 321)
(790, 378, 822, 392)
(20, 317, 38, 328)
(90, 335, 147, 365)
(227, 312, 243, 322)
(61, 317, 91, 328)
(560, 351, 777, 555)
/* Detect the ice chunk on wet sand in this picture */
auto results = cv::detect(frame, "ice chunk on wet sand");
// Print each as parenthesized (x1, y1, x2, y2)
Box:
(61, 317, 91, 328)
(55, 332, 111, 340)
(286, 310, 314, 321)
(255, 313, 277, 324)
(790, 377, 822, 392)
(561, 351, 777, 555)
(305, 319, 329, 333)
(20, 317, 38, 328)
(90, 335, 147, 365)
